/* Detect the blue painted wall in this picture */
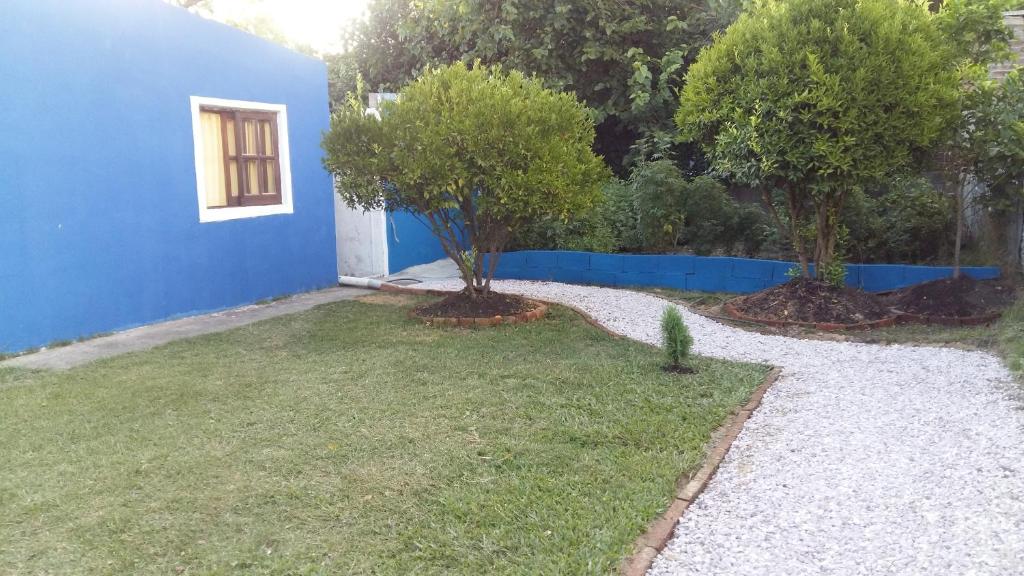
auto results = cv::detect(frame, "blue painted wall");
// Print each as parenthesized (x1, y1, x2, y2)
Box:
(490, 251, 1001, 293)
(0, 0, 338, 353)
(387, 211, 449, 273)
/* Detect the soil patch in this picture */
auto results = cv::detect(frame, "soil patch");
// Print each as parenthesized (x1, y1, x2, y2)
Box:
(414, 291, 535, 318)
(885, 276, 1014, 318)
(662, 364, 696, 374)
(731, 278, 890, 324)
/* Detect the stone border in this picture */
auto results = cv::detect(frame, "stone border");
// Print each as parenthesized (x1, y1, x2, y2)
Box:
(722, 301, 898, 331)
(893, 310, 1003, 327)
(620, 366, 784, 576)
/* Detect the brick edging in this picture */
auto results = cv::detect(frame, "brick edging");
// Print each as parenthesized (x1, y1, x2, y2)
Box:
(620, 366, 784, 576)
(893, 310, 1003, 327)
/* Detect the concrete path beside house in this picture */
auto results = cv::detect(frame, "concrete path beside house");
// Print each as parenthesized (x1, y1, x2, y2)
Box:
(417, 279, 1024, 576)
(1, 286, 372, 371)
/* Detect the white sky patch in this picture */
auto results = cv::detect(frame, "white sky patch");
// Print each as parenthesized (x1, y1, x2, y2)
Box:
(209, 0, 369, 52)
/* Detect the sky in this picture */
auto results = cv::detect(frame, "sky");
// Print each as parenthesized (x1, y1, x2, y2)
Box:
(203, 0, 371, 52)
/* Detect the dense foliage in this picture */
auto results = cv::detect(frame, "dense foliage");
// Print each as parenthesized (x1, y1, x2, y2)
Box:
(932, 0, 1019, 275)
(632, 161, 769, 255)
(676, 0, 959, 280)
(511, 161, 770, 256)
(974, 71, 1024, 210)
(322, 63, 609, 296)
(336, 0, 743, 169)
(843, 178, 954, 265)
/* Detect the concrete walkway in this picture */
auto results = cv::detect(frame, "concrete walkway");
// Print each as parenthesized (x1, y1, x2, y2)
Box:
(2, 287, 372, 371)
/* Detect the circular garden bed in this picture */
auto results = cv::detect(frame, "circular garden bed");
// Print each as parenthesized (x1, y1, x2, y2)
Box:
(410, 291, 548, 327)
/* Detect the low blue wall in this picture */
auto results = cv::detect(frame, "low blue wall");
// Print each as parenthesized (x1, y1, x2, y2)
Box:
(490, 251, 1001, 293)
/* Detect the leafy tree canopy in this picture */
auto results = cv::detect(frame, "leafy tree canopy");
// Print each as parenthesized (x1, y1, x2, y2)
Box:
(676, 0, 958, 279)
(322, 62, 609, 295)
(338, 0, 742, 168)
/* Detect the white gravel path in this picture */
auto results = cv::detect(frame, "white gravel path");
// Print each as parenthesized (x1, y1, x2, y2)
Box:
(418, 279, 1024, 576)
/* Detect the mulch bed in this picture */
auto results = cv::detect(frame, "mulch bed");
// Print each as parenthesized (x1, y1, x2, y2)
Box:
(730, 278, 891, 325)
(410, 291, 547, 327)
(884, 276, 1014, 318)
(414, 291, 534, 318)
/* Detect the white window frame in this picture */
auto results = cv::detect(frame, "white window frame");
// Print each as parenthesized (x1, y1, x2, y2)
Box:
(189, 96, 294, 223)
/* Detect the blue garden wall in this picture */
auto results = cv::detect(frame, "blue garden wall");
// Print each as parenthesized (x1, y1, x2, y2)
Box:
(0, 0, 338, 353)
(491, 251, 1001, 293)
(387, 211, 448, 273)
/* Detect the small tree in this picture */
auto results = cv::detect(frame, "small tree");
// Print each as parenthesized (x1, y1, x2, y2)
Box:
(661, 306, 693, 370)
(323, 62, 610, 297)
(676, 0, 958, 280)
(934, 0, 1018, 277)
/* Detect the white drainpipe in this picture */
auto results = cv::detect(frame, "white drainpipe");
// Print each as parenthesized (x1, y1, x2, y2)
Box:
(338, 276, 383, 289)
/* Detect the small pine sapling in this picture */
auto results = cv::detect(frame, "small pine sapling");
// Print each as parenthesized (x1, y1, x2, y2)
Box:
(661, 306, 694, 373)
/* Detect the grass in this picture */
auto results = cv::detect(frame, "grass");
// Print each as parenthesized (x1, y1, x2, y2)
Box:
(0, 296, 767, 575)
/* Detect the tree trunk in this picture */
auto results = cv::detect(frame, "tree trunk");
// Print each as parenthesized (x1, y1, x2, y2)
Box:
(953, 183, 963, 279)
(812, 202, 834, 282)
(783, 188, 810, 277)
(763, 186, 810, 277)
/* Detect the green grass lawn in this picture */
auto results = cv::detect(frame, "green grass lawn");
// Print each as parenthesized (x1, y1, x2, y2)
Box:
(0, 296, 767, 575)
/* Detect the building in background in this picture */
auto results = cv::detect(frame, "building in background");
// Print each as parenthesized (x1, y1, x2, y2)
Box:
(0, 0, 338, 353)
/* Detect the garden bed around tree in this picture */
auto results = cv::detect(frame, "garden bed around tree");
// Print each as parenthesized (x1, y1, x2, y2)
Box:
(721, 276, 1014, 331)
(410, 291, 548, 326)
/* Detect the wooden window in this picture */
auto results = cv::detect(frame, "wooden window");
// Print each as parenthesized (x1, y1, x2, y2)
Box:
(199, 107, 282, 208)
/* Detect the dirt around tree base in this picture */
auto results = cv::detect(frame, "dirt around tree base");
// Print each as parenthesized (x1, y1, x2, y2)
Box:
(885, 276, 1014, 318)
(413, 291, 537, 319)
(731, 278, 891, 324)
(662, 364, 696, 374)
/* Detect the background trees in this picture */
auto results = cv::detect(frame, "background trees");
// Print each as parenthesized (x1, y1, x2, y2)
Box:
(336, 0, 742, 171)
(676, 0, 958, 281)
(322, 63, 609, 296)
(933, 0, 1018, 276)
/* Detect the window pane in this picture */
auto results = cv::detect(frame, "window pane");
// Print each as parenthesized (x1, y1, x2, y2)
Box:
(265, 161, 277, 195)
(228, 160, 239, 199)
(199, 111, 227, 208)
(245, 160, 261, 195)
(243, 120, 257, 155)
(225, 118, 236, 156)
(262, 121, 274, 156)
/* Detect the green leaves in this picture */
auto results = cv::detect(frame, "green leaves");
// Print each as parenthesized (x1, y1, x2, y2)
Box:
(321, 62, 609, 291)
(335, 0, 744, 168)
(676, 0, 959, 278)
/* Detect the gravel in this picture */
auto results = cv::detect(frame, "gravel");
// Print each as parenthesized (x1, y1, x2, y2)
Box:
(417, 279, 1024, 575)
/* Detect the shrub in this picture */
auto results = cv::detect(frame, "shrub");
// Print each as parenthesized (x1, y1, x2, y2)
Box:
(732, 202, 772, 257)
(509, 179, 640, 253)
(843, 177, 953, 264)
(661, 306, 693, 369)
(322, 62, 610, 296)
(677, 0, 958, 279)
(632, 160, 771, 255)
(632, 160, 693, 251)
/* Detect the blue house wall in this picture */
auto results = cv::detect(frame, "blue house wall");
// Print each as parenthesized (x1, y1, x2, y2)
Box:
(386, 211, 449, 273)
(0, 0, 338, 353)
